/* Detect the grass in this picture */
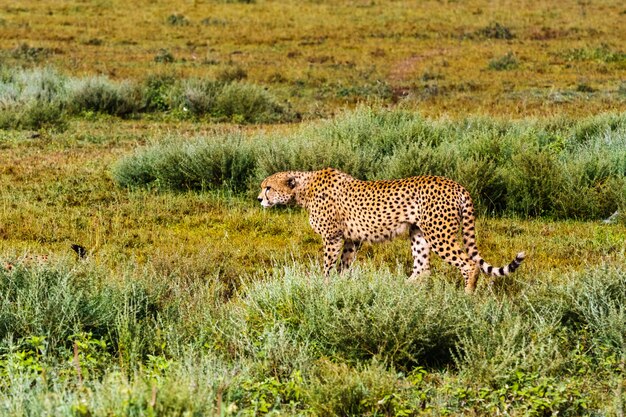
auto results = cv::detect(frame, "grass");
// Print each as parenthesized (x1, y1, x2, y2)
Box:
(113, 108, 626, 219)
(0, 67, 294, 129)
(0, 261, 624, 415)
(0, 0, 625, 117)
(0, 110, 624, 415)
(0, 0, 625, 414)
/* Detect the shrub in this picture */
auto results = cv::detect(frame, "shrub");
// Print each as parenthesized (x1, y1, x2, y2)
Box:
(0, 66, 293, 126)
(500, 149, 565, 217)
(236, 268, 469, 368)
(154, 48, 175, 63)
(0, 67, 68, 130)
(174, 78, 222, 116)
(216, 66, 248, 82)
(11, 43, 53, 62)
(0, 263, 117, 353)
(214, 82, 287, 123)
(112, 134, 257, 192)
(307, 360, 419, 416)
(166, 14, 189, 26)
(67, 76, 141, 117)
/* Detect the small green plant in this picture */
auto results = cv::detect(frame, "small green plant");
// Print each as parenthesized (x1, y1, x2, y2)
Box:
(235, 373, 304, 414)
(445, 372, 590, 415)
(166, 14, 189, 26)
(67, 332, 112, 380)
(0, 336, 47, 388)
(154, 49, 175, 63)
(488, 52, 519, 71)
(476, 22, 515, 39)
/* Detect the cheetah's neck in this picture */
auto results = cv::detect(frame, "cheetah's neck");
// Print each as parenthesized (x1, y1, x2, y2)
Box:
(291, 171, 314, 208)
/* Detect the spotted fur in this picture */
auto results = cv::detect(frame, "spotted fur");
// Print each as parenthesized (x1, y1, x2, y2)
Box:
(258, 168, 525, 293)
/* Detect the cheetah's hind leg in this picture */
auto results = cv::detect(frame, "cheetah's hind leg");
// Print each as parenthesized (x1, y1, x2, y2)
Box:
(407, 225, 431, 284)
(338, 240, 362, 274)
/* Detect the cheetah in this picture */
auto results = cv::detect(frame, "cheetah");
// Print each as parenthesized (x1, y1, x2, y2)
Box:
(258, 168, 525, 293)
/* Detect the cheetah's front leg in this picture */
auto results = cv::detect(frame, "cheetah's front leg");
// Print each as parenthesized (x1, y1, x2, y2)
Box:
(322, 236, 343, 278)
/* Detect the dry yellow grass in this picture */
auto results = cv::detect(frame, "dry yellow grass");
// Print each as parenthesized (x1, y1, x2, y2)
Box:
(1, 0, 624, 116)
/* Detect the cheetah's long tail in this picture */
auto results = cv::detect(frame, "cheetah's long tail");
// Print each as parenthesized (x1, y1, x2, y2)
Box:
(475, 251, 526, 277)
(460, 192, 525, 277)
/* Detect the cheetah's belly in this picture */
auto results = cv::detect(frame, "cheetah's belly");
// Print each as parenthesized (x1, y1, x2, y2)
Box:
(343, 219, 410, 242)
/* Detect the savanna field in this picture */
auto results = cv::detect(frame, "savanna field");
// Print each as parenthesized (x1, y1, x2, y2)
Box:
(0, 0, 625, 415)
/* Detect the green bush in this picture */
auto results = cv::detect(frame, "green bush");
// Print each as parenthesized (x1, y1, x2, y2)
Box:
(175, 78, 222, 116)
(112, 134, 257, 192)
(66, 76, 141, 117)
(0, 67, 68, 130)
(214, 82, 288, 123)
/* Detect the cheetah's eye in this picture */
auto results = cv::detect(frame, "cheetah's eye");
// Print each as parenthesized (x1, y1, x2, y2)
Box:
(265, 186, 271, 191)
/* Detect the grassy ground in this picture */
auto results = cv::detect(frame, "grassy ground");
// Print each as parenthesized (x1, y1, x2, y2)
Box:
(1, 113, 625, 416)
(1, 0, 626, 415)
(1, 0, 625, 117)
(1, 118, 624, 282)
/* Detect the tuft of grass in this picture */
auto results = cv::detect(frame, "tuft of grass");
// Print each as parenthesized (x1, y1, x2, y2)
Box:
(66, 76, 141, 117)
(165, 14, 189, 26)
(476, 22, 515, 40)
(488, 52, 519, 71)
(0, 67, 68, 130)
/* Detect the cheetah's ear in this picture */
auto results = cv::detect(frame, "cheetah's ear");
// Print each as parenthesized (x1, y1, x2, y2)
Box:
(286, 177, 297, 189)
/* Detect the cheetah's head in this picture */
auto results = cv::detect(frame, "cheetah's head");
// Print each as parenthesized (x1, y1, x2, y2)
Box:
(258, 172, 299, 208)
